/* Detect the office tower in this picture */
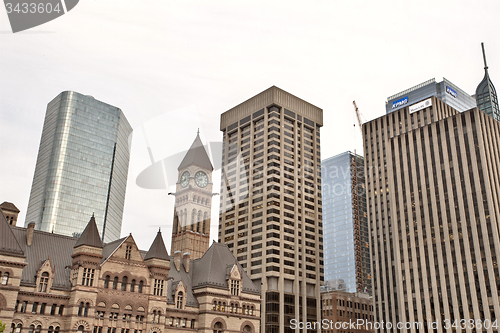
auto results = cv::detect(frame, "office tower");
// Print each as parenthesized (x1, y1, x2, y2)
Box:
(1, 201, 20, 226)
(218, 86, 324, 333)
(322, 151, 370, 294)
(170, 132, 214, 260)
(364, 96, 500, 331)
(386, 78, 476, 114)
(321, 290, 374, 333)
(25, 91, 132, 242)
(475, 43, 499, 121)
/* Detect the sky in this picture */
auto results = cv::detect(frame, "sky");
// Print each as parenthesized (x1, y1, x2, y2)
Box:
(1, 0, 499, 251)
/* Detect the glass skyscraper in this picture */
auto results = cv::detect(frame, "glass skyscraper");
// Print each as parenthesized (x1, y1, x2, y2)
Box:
(25, 91, 132, 242)
(321, 151, 370, 294)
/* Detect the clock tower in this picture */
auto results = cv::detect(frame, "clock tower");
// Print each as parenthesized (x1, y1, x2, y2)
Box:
(170, 132, 214, 260)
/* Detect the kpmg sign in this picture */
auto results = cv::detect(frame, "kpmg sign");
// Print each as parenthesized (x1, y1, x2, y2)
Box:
(392, 96, 409, 109)
(446, 86, 458, 98)
(409, 98, 433, 114)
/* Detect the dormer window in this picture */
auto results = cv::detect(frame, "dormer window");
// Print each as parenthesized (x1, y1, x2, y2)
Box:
(230, 279, 240, 296)
(125, 245, 132, 260)
(176, 291, 183, 309)
(38, 272, 49, 292)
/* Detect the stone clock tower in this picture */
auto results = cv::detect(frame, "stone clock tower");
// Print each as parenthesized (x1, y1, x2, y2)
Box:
(170, 132, 214, 260)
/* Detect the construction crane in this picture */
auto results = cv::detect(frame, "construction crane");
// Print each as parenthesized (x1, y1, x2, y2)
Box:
(352, 100, 363, 134)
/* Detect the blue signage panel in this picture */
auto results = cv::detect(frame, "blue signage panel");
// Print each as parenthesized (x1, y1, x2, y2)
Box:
(446, 86, 457, 98)
(392, 96, 409, 109)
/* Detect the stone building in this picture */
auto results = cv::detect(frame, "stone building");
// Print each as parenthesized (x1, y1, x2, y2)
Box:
(0, 202, 20, 226)
(0, 133, 261, 333)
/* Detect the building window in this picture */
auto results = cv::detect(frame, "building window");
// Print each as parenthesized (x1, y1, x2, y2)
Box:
(121, 276, 128, 291)
(34, 326, 41, 333)
(153, 279, 164, 296)
(82, 268, 95, 286)
(130, 279, 136, 292)
(77, 326, 85, 333)
(230, 279, 240, 296)
(39, 272, 49, 291)
(1, 272, 9, 285)
(58, 305, 64, 316)
(138, 280, 144, 293)
(104, 275, 110, 289)
(125, 245, 132, 260)
(113, 277, 118, 290)
(28, 325, 34, 333)
(176, 292, 183, 309)
(243, 325, 252, 332)
(78, 302, 84, 316)
(213, 322, 223, 333)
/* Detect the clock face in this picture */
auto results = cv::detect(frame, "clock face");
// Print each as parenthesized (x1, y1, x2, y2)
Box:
(194, 171, 208, 188)
(180, 171, 190, 188)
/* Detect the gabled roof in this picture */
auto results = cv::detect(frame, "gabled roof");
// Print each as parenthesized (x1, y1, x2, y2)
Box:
(191, 242, 260, 294)
(102, 237, 127, 263)
(74, 215, 103, 248)
(0, 201, 20, 213)
(0, 210, 24, 256)
(178, 132, 213, 171)
(144, 230, 169, 260)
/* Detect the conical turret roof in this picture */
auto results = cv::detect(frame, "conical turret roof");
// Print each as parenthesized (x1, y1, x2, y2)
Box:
(74, 214, 103, 248)
(178, 132, 213, 171)
(144, 230, 169, 260)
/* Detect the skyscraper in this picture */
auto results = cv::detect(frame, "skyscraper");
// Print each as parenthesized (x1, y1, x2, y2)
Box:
(365, 96, 500, 331)
(475, 42, 499, 121)
(218, 86, 324, 333)
(386, 77, 476, 114)
(25, 91, 132, 242)
(321, 151, 370, 294)
(170, 132, 214, 260)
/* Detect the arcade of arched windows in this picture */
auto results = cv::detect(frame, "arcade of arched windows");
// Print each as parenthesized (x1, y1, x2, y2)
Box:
(212, 300, 255, 316)
(172, 209, 209, 235)
(102, 274, 145, 294)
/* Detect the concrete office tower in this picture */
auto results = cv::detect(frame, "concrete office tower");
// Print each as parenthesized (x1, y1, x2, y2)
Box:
(476, 43, 500, 121)
(386, 78, 476, 114)
(26, 91, 132, 242)
(322, 151, 370, 294)
(218, 86, 324, 333)
(364, 96, 500, 332)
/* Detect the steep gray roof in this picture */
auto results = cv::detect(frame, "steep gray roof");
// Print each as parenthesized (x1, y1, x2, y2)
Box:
(74, 215, 103, 248)
(191, 242, 260, 294)
(0, 210, 24, 256)
(144, 230, 169, 260)
(0, 201, 20, 213)
(102, 237, 127, 263)
(165, 262, 198, 307)
(10, 226, 77, 290)
(178, 133, 214, 171)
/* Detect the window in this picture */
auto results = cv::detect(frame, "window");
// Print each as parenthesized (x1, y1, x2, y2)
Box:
(121, 276, 128, 291)
(28, 325, 34, 333)
(176, 292, 183, 309)
(1, 272, 9, 285)
(104, 275, 110, 288)
(138, 280, 143, 293)
(113, 277, 118, 290)
(58, 305, 64, 316)
(78, 302, 84, 316)
(39, 272, 49, 291)
(35, 326, 41, 333)
(125, 245, 132, 260)
(213, 322, 223, 333)
(130, 279, 136, 292)
(243, 325, 252, 332)
(84, 302, 89, 317)
(153, 279, 164, 296)
(77, 326, 85, 333)
(230, 280, 240, 296)
(50, 304, 57, 315)
(82, 268, 95, 286)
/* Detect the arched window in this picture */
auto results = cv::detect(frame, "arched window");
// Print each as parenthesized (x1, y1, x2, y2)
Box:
(244, 305, 248, 315)
(78, 302, 84, 316)
(39, 272, 49, 292)
(213, 301, 217, 311)
(121, 276, 128, 291)
(249, 306, 254, 316)
(28, 325, 34, 333)
(138, 280, 144, 293)
(176, 292, 183, 309)
(77, 325, 84, 333)
(229, 303, 233, 313)
(130, 279, 136, 292)
(104, 275, 110, 289)
(152, 310, 156, 323)
(243, 325, 252, 332)
(113, 277, 118, 290)
(48, 326, 54, 333)
(1, 272, 9, 285)
(15, 324, 22, 333)
(213, 322, 223, 333)
(10, 323, 15, 333)
(84, 302, 89, 317)
(34, 325, 41, 333)
(54, 327, 59, 333)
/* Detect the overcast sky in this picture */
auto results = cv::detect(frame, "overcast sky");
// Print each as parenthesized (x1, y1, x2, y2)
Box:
(1, 0, 499, 251)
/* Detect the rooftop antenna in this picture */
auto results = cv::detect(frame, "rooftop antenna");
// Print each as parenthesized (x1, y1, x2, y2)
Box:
(481, 42, 489, 73)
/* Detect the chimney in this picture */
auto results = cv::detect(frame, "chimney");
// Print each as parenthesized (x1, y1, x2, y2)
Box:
(27, 222, 35, 246)
(183, 252, 190, 273)
(174, 251, 181, 271)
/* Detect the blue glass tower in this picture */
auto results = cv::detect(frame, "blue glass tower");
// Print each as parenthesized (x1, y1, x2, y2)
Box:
(321, 151, 370, 294)
(25, 91, 132, 242)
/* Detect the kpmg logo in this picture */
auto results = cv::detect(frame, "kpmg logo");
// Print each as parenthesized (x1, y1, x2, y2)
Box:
(3, 0, 79, 33)
(446, 86, 458, 98)
(392, 96, 408, 109)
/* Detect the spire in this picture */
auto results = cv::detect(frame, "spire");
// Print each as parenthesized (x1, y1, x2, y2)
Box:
(482, 42, 489, 72)
(74, 215, 103, 248)
(144, 230, 169, 260)
(0, 210, 24, 256)
(178, 132, 214, 171)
